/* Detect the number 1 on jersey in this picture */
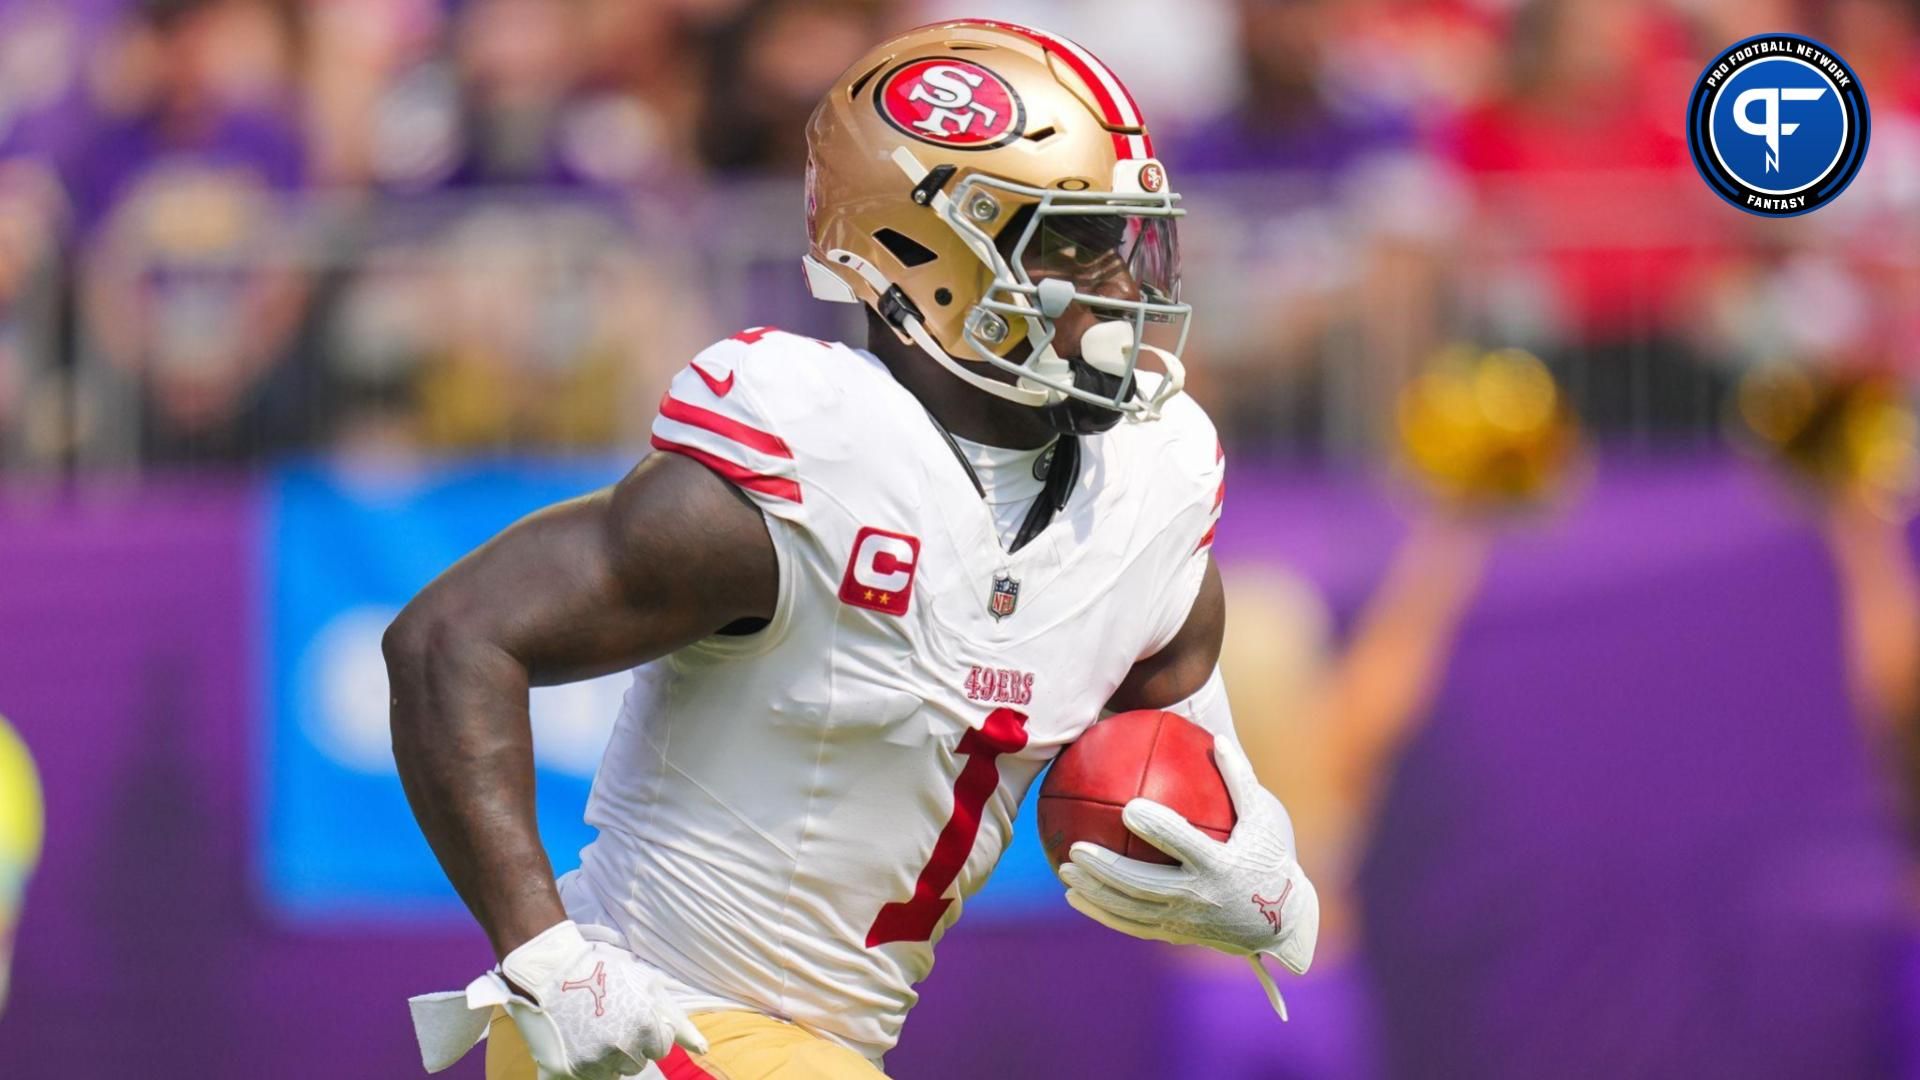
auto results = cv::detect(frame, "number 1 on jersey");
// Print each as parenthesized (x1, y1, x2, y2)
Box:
(865, 708, 1030, 947)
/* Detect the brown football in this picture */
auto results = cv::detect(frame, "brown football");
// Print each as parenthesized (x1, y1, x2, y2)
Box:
(1037, 710, 1235, 869)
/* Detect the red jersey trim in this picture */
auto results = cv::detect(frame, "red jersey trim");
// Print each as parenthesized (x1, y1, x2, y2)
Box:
(650, 435, 803, 504)
(659, 392, 793, 459)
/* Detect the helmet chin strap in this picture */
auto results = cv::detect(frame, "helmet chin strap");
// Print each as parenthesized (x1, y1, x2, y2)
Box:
(819, 247, 1052, 408)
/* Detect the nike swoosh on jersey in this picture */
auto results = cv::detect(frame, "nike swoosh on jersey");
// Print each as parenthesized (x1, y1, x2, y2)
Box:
(692, 363, 735, 397)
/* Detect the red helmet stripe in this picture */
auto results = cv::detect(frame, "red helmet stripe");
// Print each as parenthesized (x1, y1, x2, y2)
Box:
(960, 20, 1155, 159)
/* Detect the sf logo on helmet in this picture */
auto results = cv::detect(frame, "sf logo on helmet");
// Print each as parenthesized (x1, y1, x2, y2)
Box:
(1686, 32, 1869, 217)
(878, 58, 1024, 150)
(909, 66, 998, 136)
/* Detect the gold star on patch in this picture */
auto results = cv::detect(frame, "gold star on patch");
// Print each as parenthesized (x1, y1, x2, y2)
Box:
(879, 593, 892, 605)
(864, 589, 875, 601)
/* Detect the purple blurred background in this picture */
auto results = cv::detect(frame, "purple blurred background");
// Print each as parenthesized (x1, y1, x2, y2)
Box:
(5, 0, 1920, 1076)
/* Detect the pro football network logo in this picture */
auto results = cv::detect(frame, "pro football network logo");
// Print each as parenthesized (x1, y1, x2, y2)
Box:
(876, 58, 1024, 150)
(1686, 33, 1869, 217)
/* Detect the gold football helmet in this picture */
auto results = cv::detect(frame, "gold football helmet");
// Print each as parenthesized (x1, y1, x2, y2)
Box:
(804, 19, 1188, 430)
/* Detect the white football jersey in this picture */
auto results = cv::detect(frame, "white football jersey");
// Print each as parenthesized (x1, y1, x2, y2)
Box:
(572, 327, 1225, 1063)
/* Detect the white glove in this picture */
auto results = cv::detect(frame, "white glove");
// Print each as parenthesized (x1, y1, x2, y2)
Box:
(1059, 734, 1319, 1018)
(408, 920, 709, 1079)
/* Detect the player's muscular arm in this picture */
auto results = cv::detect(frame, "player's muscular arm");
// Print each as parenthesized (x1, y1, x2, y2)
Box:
(384, 452, 778, 958)
(1106, 557, 1225, 712)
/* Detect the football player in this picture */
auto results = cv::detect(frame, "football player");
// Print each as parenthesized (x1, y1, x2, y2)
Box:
(397, 20, 1319, 1080)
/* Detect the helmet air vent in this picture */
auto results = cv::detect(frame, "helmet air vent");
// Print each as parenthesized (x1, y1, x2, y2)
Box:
(847, 59, 889, 100)
(873, 228, 938, 268)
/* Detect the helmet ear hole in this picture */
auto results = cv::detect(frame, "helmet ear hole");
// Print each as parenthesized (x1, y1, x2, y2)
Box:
(873, 228, 938, 268)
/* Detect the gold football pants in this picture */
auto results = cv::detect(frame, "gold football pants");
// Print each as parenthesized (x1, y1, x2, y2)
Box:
(485, 1007, 887, 1080)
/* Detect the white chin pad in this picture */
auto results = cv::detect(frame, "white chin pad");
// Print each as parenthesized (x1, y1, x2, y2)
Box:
(1019, 344, 1072, 401)
(1079, 320, 1136, 377)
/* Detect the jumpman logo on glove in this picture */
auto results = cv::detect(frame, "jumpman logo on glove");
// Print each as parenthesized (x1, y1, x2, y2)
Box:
(560, 961, 609, 1018)
(1252, 881, 1294, 935)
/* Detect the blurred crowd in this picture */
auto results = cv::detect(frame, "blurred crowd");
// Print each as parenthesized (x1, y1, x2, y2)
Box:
(1, 0, 1919, 466)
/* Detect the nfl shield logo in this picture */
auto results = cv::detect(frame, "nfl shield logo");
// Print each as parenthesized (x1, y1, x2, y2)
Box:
(988, 573, 1020, 621)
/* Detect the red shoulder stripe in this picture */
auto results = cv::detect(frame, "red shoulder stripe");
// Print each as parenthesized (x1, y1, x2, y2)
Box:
(659, 392, 793, 459)
(728, 326, 830, 348)
(1194, 521, 1217, 553)
(650, 435, 803, 504)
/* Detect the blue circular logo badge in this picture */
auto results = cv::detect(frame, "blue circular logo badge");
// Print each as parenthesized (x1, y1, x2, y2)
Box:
(1687, 33, 1869, 217)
